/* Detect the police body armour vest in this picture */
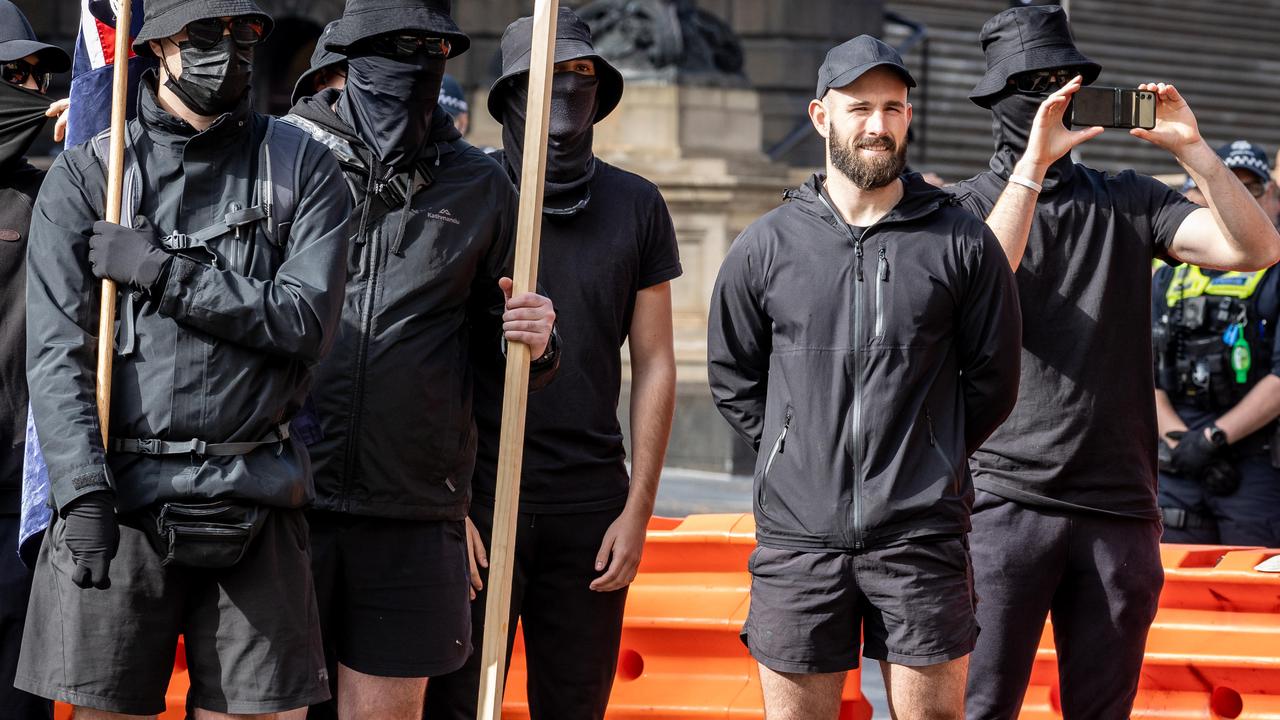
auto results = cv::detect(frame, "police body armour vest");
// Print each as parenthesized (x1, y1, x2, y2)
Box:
(1155, 266, 1269, 409)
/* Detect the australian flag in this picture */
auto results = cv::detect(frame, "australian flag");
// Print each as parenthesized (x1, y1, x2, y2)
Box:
(19, 0, 152, 563)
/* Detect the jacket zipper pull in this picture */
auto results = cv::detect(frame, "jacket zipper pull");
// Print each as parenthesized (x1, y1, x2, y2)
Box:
(855, 241, 864, 282)
(878, 246, 889, 282)
(927, 410, 937, 446)
(780, 409, 792, 453)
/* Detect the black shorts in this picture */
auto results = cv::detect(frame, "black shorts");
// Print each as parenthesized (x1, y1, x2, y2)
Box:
(309, 511, 471, 679)
(742, 537, 977, 674)
(15, 508, 328, 716)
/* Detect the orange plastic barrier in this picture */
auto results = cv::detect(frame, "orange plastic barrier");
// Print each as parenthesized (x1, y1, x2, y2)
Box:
(1019, 544, 1280, 720)
(501, 513, 872, 720)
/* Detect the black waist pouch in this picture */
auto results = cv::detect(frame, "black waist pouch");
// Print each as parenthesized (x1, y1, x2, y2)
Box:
(142, 500, 268, 569)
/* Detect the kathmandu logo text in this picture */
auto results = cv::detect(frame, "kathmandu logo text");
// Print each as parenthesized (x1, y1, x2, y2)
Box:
(428, 208, 461, 225)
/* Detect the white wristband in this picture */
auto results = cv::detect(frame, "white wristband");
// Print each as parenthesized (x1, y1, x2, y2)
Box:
(1008, 174, 1043, 193)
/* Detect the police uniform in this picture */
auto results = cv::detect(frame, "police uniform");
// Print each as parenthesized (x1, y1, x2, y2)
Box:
(1153, 263, 1280, 546)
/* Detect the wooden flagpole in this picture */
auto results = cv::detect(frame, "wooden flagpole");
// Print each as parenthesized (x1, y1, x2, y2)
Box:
(96, 0, 134, 445)
(476, 1, 560, 718)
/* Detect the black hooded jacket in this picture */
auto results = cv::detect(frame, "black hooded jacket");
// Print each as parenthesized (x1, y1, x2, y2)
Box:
(0, 160, 43, 514)
(708, 173, 1022, 551)
(26, 79, 352, 515)
(285, 90, 557, 521)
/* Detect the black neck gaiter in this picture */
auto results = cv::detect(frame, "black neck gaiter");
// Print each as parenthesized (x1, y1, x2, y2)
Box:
(162, 36, 253, 117)
(0, 81, 50, 168)
(339, 54, 445, 175)
(989, 89, 1074, 190)
(502, 72, 599, 203)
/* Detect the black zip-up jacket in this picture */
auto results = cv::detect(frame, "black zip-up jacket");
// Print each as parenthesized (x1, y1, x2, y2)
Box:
(708, 173, 1021, 551)
(0, 161, 43, 515)
(26, 81, 352, 514)
(286, 92, 557, 521)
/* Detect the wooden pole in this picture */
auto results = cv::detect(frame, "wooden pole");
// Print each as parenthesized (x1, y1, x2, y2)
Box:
(476, 1, 559, 718)
(96, 0, 133, 445)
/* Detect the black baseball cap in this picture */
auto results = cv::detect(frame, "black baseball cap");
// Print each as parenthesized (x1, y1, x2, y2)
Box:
(815, 35, 915, 100)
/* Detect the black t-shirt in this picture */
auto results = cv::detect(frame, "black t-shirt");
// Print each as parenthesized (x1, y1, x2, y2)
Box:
(1152, 264, 1280, 430)
(947, 163, 1199, 519)
(472, 160, 683, 512)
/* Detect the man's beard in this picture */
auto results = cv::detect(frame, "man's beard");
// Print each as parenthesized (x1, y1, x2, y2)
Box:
(829, 126, 908, 190)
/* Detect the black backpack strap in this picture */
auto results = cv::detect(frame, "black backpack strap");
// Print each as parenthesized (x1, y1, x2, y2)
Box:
(259, 116, 308, 248)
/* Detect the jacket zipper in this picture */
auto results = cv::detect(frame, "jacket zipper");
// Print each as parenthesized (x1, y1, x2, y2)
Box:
(340, 181, 386, 510)
(852, 234, 865, 550)
(762, 408, 792, 484)
(875, 245, 888, 338)
(926, 408, 960, 495)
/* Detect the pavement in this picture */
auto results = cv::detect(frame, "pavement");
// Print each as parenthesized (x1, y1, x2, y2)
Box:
(654, 467, 890, 716)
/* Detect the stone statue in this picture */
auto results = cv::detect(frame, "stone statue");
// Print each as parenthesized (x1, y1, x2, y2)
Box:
(577, 0, 747, 85)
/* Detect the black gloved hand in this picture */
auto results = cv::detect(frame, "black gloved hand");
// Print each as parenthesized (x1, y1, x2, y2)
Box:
(1202, 459, 1242, 496)
(62, 491, 119, 589)
(88, 215, 172, 292)
(1167, 429, 1223, 478)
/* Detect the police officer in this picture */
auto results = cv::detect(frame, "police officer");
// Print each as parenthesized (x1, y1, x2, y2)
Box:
(17, 0, 352, 716)
(282, 1, 557, 717)
(0, 5, 70, 718)
(1154, 140, 1280, 547)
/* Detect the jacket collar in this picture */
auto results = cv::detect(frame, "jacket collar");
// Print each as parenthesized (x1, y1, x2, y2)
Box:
(791, 172, 956, 232)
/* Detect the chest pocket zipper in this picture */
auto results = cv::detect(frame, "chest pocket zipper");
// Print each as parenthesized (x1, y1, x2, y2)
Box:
(875, 245, 889, 338)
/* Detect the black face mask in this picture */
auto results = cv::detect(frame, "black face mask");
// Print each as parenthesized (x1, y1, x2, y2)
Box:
(989, 88, 1074, 189)
(162, 36, 253, 117)
(502, 72, 598, 202)
(0, 81, 50, 167)
(339, 54, 445, 175)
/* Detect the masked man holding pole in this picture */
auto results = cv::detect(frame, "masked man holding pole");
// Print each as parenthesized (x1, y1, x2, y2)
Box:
(281, 1, 558, 717)
(16, 0, 353, 716)
(425, 9, 681, 719)
(0, 4, 70, 718)
(946, 7, 1280, 719)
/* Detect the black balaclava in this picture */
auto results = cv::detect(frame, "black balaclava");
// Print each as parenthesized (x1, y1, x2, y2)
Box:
(161, 35, 253, 117)
(0, 80, 50, 168)
(339, 53, 445, 176)
(989, 87, 1074, 190)
(502, 71, 599, 205)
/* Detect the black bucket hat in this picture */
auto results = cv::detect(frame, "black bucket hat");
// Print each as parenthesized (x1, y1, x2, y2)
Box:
(487, 7, 624, 124)
(0, 0, 70, 73)
(133, 0, 274, 58)
(325, 0, 470, 59)
(969, 5, 1101, 108)
(291, 21, 346, 105)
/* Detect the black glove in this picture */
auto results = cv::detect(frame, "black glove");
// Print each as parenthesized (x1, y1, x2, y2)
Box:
(88, 215, 172, 292)
(62, 491, 119, 590)
(1202, 459, 1242, 496)
(1166, 429, 1224, 478)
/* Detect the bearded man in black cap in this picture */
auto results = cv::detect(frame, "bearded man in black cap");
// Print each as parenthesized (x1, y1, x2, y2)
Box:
(0, 6, 70, 718)
(280, 1, 558, 718)
(16, 0, 353, 716)
(945, 6, 1280, 719)
(423, 9, 680, 719)
(706, 35, 1029, 720)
